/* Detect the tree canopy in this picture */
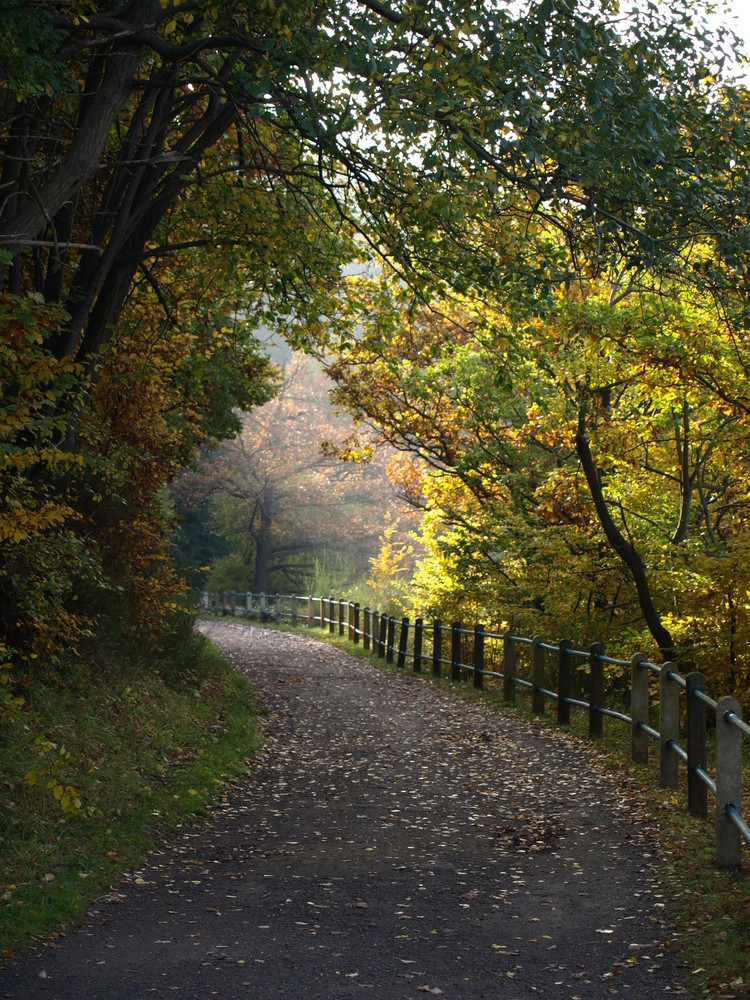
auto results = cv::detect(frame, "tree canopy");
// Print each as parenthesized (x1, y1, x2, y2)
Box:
(1, 0, 749, 689)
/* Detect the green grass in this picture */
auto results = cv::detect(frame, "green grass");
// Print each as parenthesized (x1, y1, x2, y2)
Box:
(0, 624, 262, 960)
(248, 616, 749, 1000)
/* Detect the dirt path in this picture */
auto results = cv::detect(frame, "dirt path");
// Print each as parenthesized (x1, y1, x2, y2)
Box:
(1, 621, 689, 998)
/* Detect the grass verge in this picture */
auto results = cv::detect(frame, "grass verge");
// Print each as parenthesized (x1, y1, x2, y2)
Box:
(249, 616, 749, 1000)
(0, 620, 262, 961)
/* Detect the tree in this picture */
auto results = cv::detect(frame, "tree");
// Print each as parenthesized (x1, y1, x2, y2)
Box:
(176, 352, 403, 593)
(1, 0, 748, 671)
(327, 266, 750, 694)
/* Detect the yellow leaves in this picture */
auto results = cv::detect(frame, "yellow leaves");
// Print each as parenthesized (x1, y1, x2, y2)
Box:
(0, 503, 75, 544)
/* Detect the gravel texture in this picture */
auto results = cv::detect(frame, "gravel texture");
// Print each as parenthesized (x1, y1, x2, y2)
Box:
(0, 620, 690, 999)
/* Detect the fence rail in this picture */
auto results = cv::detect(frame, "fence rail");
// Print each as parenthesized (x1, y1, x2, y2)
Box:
(201, 590, 748, 869)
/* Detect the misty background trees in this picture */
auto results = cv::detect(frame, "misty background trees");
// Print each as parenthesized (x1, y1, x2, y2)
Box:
(172, 350, 409, 598)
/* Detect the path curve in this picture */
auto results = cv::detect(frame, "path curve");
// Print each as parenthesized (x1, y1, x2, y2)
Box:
(1, 621, 689, 998)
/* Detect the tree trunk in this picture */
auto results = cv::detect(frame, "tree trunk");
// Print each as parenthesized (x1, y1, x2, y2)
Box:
(253, 507, 273, 593)
(575, 408, 676, 658)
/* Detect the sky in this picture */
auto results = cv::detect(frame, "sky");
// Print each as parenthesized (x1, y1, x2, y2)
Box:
(721, 0, 750, 67)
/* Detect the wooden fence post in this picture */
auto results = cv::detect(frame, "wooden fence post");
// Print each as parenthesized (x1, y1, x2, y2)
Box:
(414, 618, 423, 672)
(308, 596, 314, 628)
(473, 624, 484, 690)
(531, 635, 545, 713)
(378, 614, 387, 658)
(246, 592, 253, 619)
(329, 596, 335, 634)
(630, 652, 649, 764)
(659, 663, 680, 789)
(686, 671, 708, 817)
(230, 592, 236, 616)
(373, 611, 380, 653)
(589, 642, 605, 737)
(386, 617, 396, 663)
(275, 593, 282, 623)
(716, 696, 743, 868)
(557, 639, 572, 724)
(338, 598, 345, 636)
(347, 603, 354, 642)
(503, 633, 516, 702)
(353, 603, 360, 644)
(432, 620, 442, 677)
(291, 595, 298, 626)
(363, 607, 371, 649)
(451, 621, 461, 682)
(319, 596, 325, 629)
(259, 593, 266, 621)
(397, 617, 409, 667)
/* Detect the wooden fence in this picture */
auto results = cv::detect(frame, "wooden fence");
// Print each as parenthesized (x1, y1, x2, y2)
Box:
(202, 590, 749, 869)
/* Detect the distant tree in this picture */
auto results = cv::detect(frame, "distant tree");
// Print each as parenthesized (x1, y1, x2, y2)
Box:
(176, 353, 403, 593)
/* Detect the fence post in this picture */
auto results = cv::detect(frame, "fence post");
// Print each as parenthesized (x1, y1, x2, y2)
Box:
(230, 592, 236, 616)
(630, 652, 649, 765)
(365, 608, 372, 650)
(329, 597, 335, 634)
(531, 635, 545, 713)
(473, 624, 484, 690)
(307, 596, 314, 628)
(589, 642, 605, 737)
(347, 603, 354, 642)
(258, 592, 265, 621)
(318, 596, 324, 629)
(716, 696, 743, 868)
(659, 664, 680, 789)
(557, 639, 572, 724)
(378, 614, 387, 658)
(397, 617, 409, 667)
(503, 633, 516, 702)
(686, 671, 708, 818)
(275, 593, 282, 623)
(432, 620, 442, 677)
(414, 618, 423, 672)
(386, 617, 396, 663)
(353, 603, 360, 644)
(338, 598, 344, 636)
(246, 592, 253, 619)
(451, 621, 461, 682)
(291, 595, 298, 626)
(372, 611, 380, 653)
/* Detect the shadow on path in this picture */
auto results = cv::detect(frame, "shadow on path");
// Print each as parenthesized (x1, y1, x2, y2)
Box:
(1, 621, 689, 999)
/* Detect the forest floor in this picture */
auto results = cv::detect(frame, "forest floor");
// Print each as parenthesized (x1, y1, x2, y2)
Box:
(0, 619, 694, 999)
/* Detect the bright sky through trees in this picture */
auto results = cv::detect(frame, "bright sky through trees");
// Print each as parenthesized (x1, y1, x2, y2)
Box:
(723, 0, 750, 68)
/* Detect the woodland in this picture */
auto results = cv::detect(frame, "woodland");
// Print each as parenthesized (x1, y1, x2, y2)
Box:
(2, 0, 750, 718)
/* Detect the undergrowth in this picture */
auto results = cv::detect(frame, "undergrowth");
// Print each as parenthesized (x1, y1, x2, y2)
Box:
(0, 615, 262, 960)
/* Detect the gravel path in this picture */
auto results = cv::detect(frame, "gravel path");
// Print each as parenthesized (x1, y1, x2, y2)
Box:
(1, 620, 689, 999)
